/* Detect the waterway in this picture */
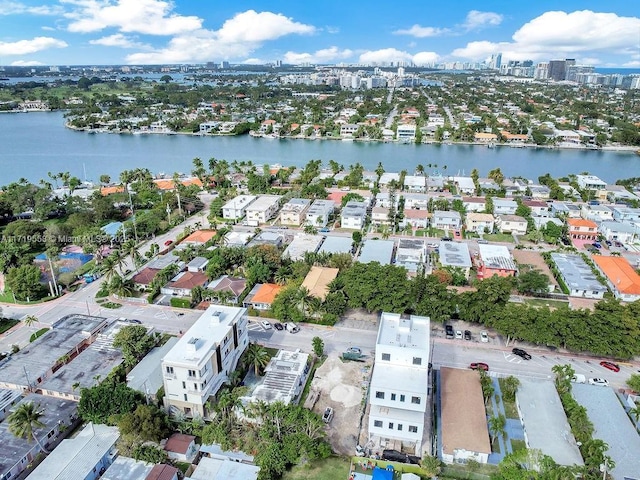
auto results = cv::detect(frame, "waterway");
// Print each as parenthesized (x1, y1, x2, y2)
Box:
(0, 111, 638, 185)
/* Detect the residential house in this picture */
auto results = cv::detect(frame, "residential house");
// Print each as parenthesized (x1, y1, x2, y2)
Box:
(248, 231, 285, 248)
(181, 230, 217, 246)
(550, 253, 607, 299)
(358, 239, 395, 265)
(127, 337, 180, 399)
(593, 256, 640, 303)
(432, 210, 461, 231)
(402, 209, 430, 229)
(187, 256, 209, 273)
(161, 305, 249, 418)
(101, 457, 153, 480)
(301, 266, 339, 300)
(132, 267, 160, 290)
(161, 271, 209, 297)
(402, 193, 430, 210)
(440, 368, 491, 464)
(533, 217, 563, 230)
(340, 124, 359, 137)
(426, 175, 445, 192)
(477, 178, 499, 193)
(528, 184, 551, 199)
(367, 312, 431, 456)
(404, 175, 426, 192)
(477, 244, 517, 279)
(566, 218, 598, 240)
(317, 235, 353, 255)
(474, 132, 497, 144)
(222, 195, 257, 220)
(280, 198, 311, 226)
(612, 206, 640, 223)
(371, 206, 391, 226)
(243, 283, 283, 311)
(27, 423, 119, 480)
(599, 184, 640, 203)
(206, 276, 246, 304)
(341, 201, 368, 229)
(187, 456, 259, 480)
(599, 221, 637, 244)
(439, 241, 472, 278)
(453, 177, 476, 195)
(396, 124, 416, 141)
(462, 197, 486, 213)
(282, 234, 323, 261)
(496, 215, 528, 235)
(164, 433, 198, 463)
(576, 174, 607, 191)
(379, 172, 400, 187)
(581, 204, 613, 222)
(465, 213, 495, 234)
(395, 239, 427, 273)
(245, 195, 281, 227)
(146, 465, 179, 480)
(523, 200, 550, 217)
(305, 199, 335, 228)
(493, 199, 518, 215)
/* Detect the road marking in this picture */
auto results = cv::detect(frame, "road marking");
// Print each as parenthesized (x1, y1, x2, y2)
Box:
(153, 311, 168, 319)
(503, 353, 522, 364)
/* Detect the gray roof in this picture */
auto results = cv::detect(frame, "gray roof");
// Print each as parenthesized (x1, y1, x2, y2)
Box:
(127, 337, 179, 395)
(187, 256, 209, 270)
(341, 201, 368, 218)
(282, 234, 323, 261)
(318, 235, 353, 255)
(0, 315, 107, 390)
(358, 239, 395, 265)
(550, 253, 607, 293)
(439, 241, 472, 268)
(573, 384, 640, 480)
(146, 253, 183, 270)
(478, 244, 517, 271)
(102, 457, 153, 480)
(516, 379, 583, 467)
(600, 220, 637, 234)
(0, 394, 78, 479)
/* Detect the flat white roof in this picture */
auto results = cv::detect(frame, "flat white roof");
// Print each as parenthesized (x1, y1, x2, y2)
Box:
(245, 194, 280, 212)
(163, 305, 245, 367)
(478, 243, 517, 271)
(358, 239, 394, 265)
(439, 241, 472, 268)
(378, 312, 430, 350)
(318, 235, 352, 255)
(282, 234, 323, 261)
(223, 195, 256, 210)
(370, 364, 429, 397)
(187, 456, 259, 480)
(550, 253, 607, 293)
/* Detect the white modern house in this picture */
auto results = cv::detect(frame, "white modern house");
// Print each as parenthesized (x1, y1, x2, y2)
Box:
(493, 199, 518, 215)
(305, 199, 335, 228)
(222, 195, 257, 220)
(162, 305, 249, 418)
(341, 201, 368, 229)
(367, 312, 431, 456)
(599, 221, 637, 244)
(576, 174, 607, 191)
(244, 195, 281, 226)
(432, 210, 461, 231)
(396, 124, 416, 141)
(465, 213, 495, 234)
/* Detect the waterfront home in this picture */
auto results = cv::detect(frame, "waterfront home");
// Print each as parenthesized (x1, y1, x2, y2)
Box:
(566, 218, 598, 240)
(340, 123, 359, 137)
(496, 215, 528, 235)
(576, 174, 607, 191)
(426, 175, 446, 192)
(477, 178, 500, 192)
(474, 132, 497, 144)
(465, 213, 495, 234)
(396, 124, 416, 141)
(453, 177, 476, 195)
(404, 175, 427, 192)
(528, 184, 551, 199)
(379, 172, 400, 187)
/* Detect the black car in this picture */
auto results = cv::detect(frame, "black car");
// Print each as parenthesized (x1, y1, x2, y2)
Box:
(512, 348, 532, 360)
(464, 330, 472, 341)
(445, 325, 454, 338)
(273, 322, 284, 331)
(441, 237, 453, 242)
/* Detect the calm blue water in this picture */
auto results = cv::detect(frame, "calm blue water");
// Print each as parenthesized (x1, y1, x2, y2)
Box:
(0, 111, 638, 185)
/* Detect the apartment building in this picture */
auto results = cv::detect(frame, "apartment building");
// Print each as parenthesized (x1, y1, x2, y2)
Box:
(341, 201, 368, 229)
(245, 195, 281, 226)
(280, 198, 311, 226)
(305, 199, 335, 228)
(222, 195, 257, 220)
(162, 305, 249, 418)
(368, 312, 431, 456)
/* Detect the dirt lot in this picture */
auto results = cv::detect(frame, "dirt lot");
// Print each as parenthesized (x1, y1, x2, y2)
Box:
(512, 249, 558, 287)
(307, 354, 373, 455)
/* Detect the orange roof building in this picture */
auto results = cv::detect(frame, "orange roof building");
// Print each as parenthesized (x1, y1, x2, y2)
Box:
(566, 218, 598, 239)
(182, 229, 216, 245)
(100, 185, 125, 195)
(153, 177, 203, 191)
(244, 283, 283, 310)
(592, 256, 640, 302)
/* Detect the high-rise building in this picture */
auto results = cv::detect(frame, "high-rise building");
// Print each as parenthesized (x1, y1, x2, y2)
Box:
(534, 62, 549, 80)
(221, 61, 230, 69)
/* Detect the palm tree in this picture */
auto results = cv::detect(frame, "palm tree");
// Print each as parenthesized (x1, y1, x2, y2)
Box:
(629, 404, 640, 425)
(122, 239, 143, 272)
(98, 253, 120, 282)
(243, 343, 270, 376)
(488, 413, 506, 444)
(23, 315, 38, 327)
(7, 402, 50, 454)
(109, 274, 134, 298)
(296, 286, 313, 316)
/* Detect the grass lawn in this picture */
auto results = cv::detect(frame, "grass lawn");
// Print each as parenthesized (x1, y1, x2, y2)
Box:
(30, 328, 49, 342)
(0, 289, 54, 305)
(0, 319, 19, 334)
(523, 298, 570, 309)
(282, 456, 351, 480)
(511, 439, 527, 452)
(497, 379, 520, 419)
(483, 233, 514, 242)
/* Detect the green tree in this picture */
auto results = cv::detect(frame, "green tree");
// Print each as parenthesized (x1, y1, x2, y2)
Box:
(6, 264, 45, 301)
(516, 269, 550, 296)
(244, 343, 270, 376)
(7, 402, 50, 454)
(312, 336, 324, 357)
(23, 315, 38, 327)
(113, 325, 156, 368)
(78, 382, 145, 424)
(502, 376, 521, 402)
(488, 413, 506, 444)
(552, 364, 575, 396)
(117, 404, 169, 442)
(627, 373, 640, 393)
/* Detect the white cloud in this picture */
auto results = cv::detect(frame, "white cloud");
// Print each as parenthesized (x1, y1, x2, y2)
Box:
(284, 46, 353, 64)
(0, 36, 68, 55)
(413, 51, 439, 66)
(463, 10, 503, 30)
(126, 10, 316, 64)
(89, 33, 148, 49)
(326, 26, 339, 34)
(63, 0, 202, 35)
(359, 48, 413, 64)
(0, 1, 62, 15)
(393, 24, 448, 38)
(10, 60, 45, 66)
(452, 10, 640, 64)
(41, 26, 56, 31)
(242, 58, 264, 65)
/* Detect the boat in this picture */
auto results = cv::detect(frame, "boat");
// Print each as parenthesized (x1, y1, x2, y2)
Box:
(0, 77, 9, 82)
(487, 142, 495, 148)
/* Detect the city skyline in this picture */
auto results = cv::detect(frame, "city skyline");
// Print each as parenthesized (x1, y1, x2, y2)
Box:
(0, 1, 639, 68)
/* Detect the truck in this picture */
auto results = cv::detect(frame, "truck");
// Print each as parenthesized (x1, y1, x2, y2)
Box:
(285, 322, 300, 333)
(322, 407, 334, 423)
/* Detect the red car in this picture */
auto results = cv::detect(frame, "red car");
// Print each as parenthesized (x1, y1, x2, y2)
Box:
(470, 362, 489, 371)
(164, 240, 174, 246)
(599, 361, 620, 372)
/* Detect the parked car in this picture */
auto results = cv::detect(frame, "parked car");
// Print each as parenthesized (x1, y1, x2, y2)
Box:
(477, 239, 488, 244)
(445, 325, 454, 338)
(512, 348, 532, 360)
(164, 240, 174, 246)
(285, 322, 300, 333)
(441, 237, 452, 242)
(571, 374, 586, 384)
(469, 362, 489, 371)
(588, 378, 609, 387)
(614, 240, 623, 247)
(347, 347, 362, 355)
(599, 361, 620, 372)
(322, 407, 334, 423)
(273, 322, 284, 331)
(480, 331, 489, 343)
(464, 330, 472, 341)
(261, 321, 272, 330)
(605, 240, 612, 247)
(427, 243, 439, 248)
(319, 228, 330, 233)
(455, 330, 463, 340)
(592, 242, 602, 249)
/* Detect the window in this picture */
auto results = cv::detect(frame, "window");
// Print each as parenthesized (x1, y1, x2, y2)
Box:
(411, 396, 421, 405)
(400, 394, 405, 402)
(165, 366, 174, 374)
(388, 422, 394, 429)
(409, 425, 418, 433)
(397, 424, 403, 431)
(188, 369, 197, 378)
(193, 383, 198, 391)
(412, 357, 422, 365)
(391, 393, 396, 401)
(381, 353, 391, 361)
(375, 391, 385, 399)
(182, 381, 186, 389)
(183, 394, 188, 401)
(374, 420, 383, 428)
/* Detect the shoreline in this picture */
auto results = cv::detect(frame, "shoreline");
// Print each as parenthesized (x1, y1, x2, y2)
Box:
(63, 121, 640, 153)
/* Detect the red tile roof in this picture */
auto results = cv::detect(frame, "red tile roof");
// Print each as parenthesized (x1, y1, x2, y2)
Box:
(164, 433, 195, 454)
(146, 464, 179, 480)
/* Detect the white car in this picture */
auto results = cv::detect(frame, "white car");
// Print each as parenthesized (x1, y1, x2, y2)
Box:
(571, 374, 586, 384)
(480, 331, 489, 343)
(455, 330, 463, 340)
(588, 378, 609, 387)
(261, 321, 272, 330)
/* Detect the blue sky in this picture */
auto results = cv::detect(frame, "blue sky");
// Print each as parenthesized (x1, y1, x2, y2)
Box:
(1, 0, 639, 67)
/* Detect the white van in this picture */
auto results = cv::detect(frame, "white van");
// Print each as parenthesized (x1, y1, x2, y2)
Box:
(571, 374, 586, 384)
(285, 322, 300, 333)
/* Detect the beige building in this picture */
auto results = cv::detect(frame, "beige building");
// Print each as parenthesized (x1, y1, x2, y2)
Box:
(301, 266, 339, 300)
(280, 198, 311, 226)
(465, 213, 495, 234)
